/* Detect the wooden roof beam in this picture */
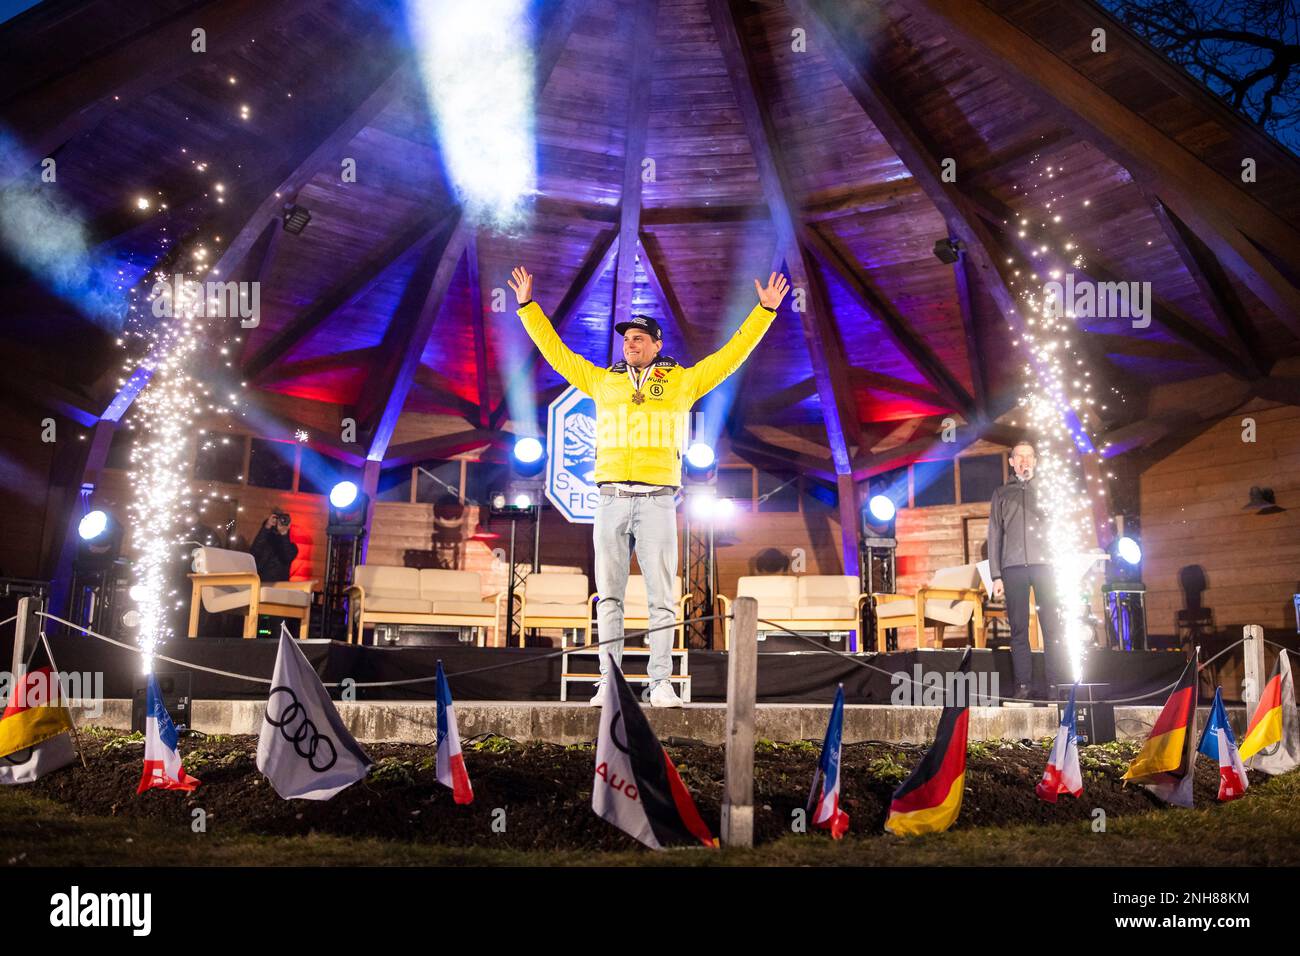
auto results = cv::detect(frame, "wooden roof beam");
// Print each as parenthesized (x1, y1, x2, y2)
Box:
(709, 0, 864, 572)
(360, 213, 470, 463)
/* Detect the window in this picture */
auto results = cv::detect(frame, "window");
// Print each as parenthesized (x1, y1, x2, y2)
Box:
(416, 459, 463, 504)
(959, 454, 1004, 503)
(757, 468, 799, 513)
(717, 466, 754, 511)
(376, 465, 413, 503)
(463, 460, 508, 507)
(912, 459, 956, 507)
(193, 433, 246, 483)
(869, 467, 908, 511)
(246, 438, 295, 490)
(296, 447, 347, 496)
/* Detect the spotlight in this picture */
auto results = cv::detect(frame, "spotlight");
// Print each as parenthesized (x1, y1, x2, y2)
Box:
(281, 202, 312, 235)
(514, 436, 543, 465)
(714, 497, 735, 520)
(513, 491, 533, 509)
(489, 488, 536, 517)
(79, 510, 109, 541)
(686, 442, 715, 471)
(327, 480, 369, 535)
(329, 481, 359, 509)
(74, 509, 123, 573)
(868, 494, 896, 524)
(932, 237, 963, 265)
(1116, 536, 1142, 566)
(1244, 486, 1285, 515)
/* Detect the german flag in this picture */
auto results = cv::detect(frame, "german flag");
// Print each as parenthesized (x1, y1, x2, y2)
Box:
(0, 667, 74, 760)
(1122, 656, 1198, 807)
(885, 656, 970, 836)
(1241, 650, 1288, 760)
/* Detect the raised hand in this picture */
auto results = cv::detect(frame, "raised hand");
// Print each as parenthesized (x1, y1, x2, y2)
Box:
(508, 266, 534, 306)
(754, 272, 790, 311)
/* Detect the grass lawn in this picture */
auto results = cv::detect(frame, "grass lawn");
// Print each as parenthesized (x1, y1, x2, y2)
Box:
(3, 765, 1297, 866)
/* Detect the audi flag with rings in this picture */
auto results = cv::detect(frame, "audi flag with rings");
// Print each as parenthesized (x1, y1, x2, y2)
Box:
(256, 624, 372, 800)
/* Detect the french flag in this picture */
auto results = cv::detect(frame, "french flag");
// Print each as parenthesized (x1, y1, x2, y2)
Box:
(1036, 683, 1083, 802)
(435, 661, 472, 805)
(807, 684, 849, 838)
(1198, 686, 1248, 801)
(136, 674, 199, 794)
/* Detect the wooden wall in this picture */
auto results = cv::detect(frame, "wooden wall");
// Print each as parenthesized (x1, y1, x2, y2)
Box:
(1140, 400, 1300, 635)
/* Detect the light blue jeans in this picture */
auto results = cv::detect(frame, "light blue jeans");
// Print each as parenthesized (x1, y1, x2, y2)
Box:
(593, 492, 679, 687)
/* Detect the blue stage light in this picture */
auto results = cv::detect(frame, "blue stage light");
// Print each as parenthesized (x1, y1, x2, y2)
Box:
(78, 510, 109, 541)
(329, 481, 359, 509)
(868, 494, 896, 523)
(1116, 535, 1142, 565)
(514, 435, 544, 464)
(686, 441, 715, 470)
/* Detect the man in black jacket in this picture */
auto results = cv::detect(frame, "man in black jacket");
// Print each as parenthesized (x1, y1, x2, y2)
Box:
(249, 509, 298, 583)
(988, 440, 1065, 701)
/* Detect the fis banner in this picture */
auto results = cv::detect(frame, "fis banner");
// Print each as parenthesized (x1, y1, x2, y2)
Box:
(593, 664, 715, 850)
(256, 625, 372, 801)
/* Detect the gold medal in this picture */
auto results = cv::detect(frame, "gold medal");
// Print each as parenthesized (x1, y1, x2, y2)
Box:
(627, 364, 650, 405)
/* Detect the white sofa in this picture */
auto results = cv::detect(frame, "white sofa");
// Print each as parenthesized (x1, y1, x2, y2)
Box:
(187, 547, 314, 639)
(345, 566, 504, 646)
(520, 571, 593, 648)
(718, 574, 870, 650)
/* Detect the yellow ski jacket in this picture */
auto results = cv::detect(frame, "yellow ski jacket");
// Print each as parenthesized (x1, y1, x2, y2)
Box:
(516, 300, 777, 487)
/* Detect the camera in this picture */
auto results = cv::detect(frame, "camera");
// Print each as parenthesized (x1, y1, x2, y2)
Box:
(274, 512, 291, 528)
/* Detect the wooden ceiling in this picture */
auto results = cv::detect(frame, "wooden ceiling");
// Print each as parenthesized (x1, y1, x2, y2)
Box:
(3, 0, 1300, 482)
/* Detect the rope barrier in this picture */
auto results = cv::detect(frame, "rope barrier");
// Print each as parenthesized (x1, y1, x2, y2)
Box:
(754, 616, 1246, 706)
(33, 611, 728, 689)
(23, 610, 1261, 707)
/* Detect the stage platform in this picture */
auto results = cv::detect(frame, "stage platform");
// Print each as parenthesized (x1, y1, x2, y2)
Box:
(66, 697, 1243, 746)
(48, 633, 1192, 705)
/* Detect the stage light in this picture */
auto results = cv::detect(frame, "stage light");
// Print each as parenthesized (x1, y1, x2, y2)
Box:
(281, 202, 312, 234)
(492, 492, 506, 510)
(868, 494, 896, 523)
(513, 492, 533, 509)
(329, 480, 359, 509)
(514, 436, 543, 464)
(686, 442, 715, 470)
(78, 510, 109, 541)
(932, 237, 962, 265)
(1116, 536, 1142, 566)
(715, 497, 735, 520)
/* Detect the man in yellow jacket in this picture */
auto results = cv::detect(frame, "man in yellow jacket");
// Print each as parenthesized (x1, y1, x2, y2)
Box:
(508, 266, 789, 706)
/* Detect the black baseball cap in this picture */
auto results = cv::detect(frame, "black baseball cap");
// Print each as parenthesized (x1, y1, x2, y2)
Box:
(614, 314, 662, 341)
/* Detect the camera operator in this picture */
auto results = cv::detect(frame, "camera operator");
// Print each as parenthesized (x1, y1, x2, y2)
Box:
(250, 508, 298, 582)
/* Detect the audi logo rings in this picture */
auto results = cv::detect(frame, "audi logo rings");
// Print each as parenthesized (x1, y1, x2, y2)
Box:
(265, 686, 338, 773)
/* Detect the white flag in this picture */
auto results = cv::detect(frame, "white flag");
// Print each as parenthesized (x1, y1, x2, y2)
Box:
(0, 733, 76, 785)
(256, 625, 371, 800)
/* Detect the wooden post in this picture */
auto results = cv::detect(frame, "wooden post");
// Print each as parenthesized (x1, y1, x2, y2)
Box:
(11, 596, 40, 676)
(722, 595, 758, 847)
(1243, 624, 1266, 722)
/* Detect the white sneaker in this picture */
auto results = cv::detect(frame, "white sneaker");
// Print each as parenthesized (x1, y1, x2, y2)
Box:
(589, 682, 606, 707)
(649, 682, 683, 708)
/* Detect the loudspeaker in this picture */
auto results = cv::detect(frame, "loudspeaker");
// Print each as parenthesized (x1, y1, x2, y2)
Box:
(131, 670, 193, 734)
